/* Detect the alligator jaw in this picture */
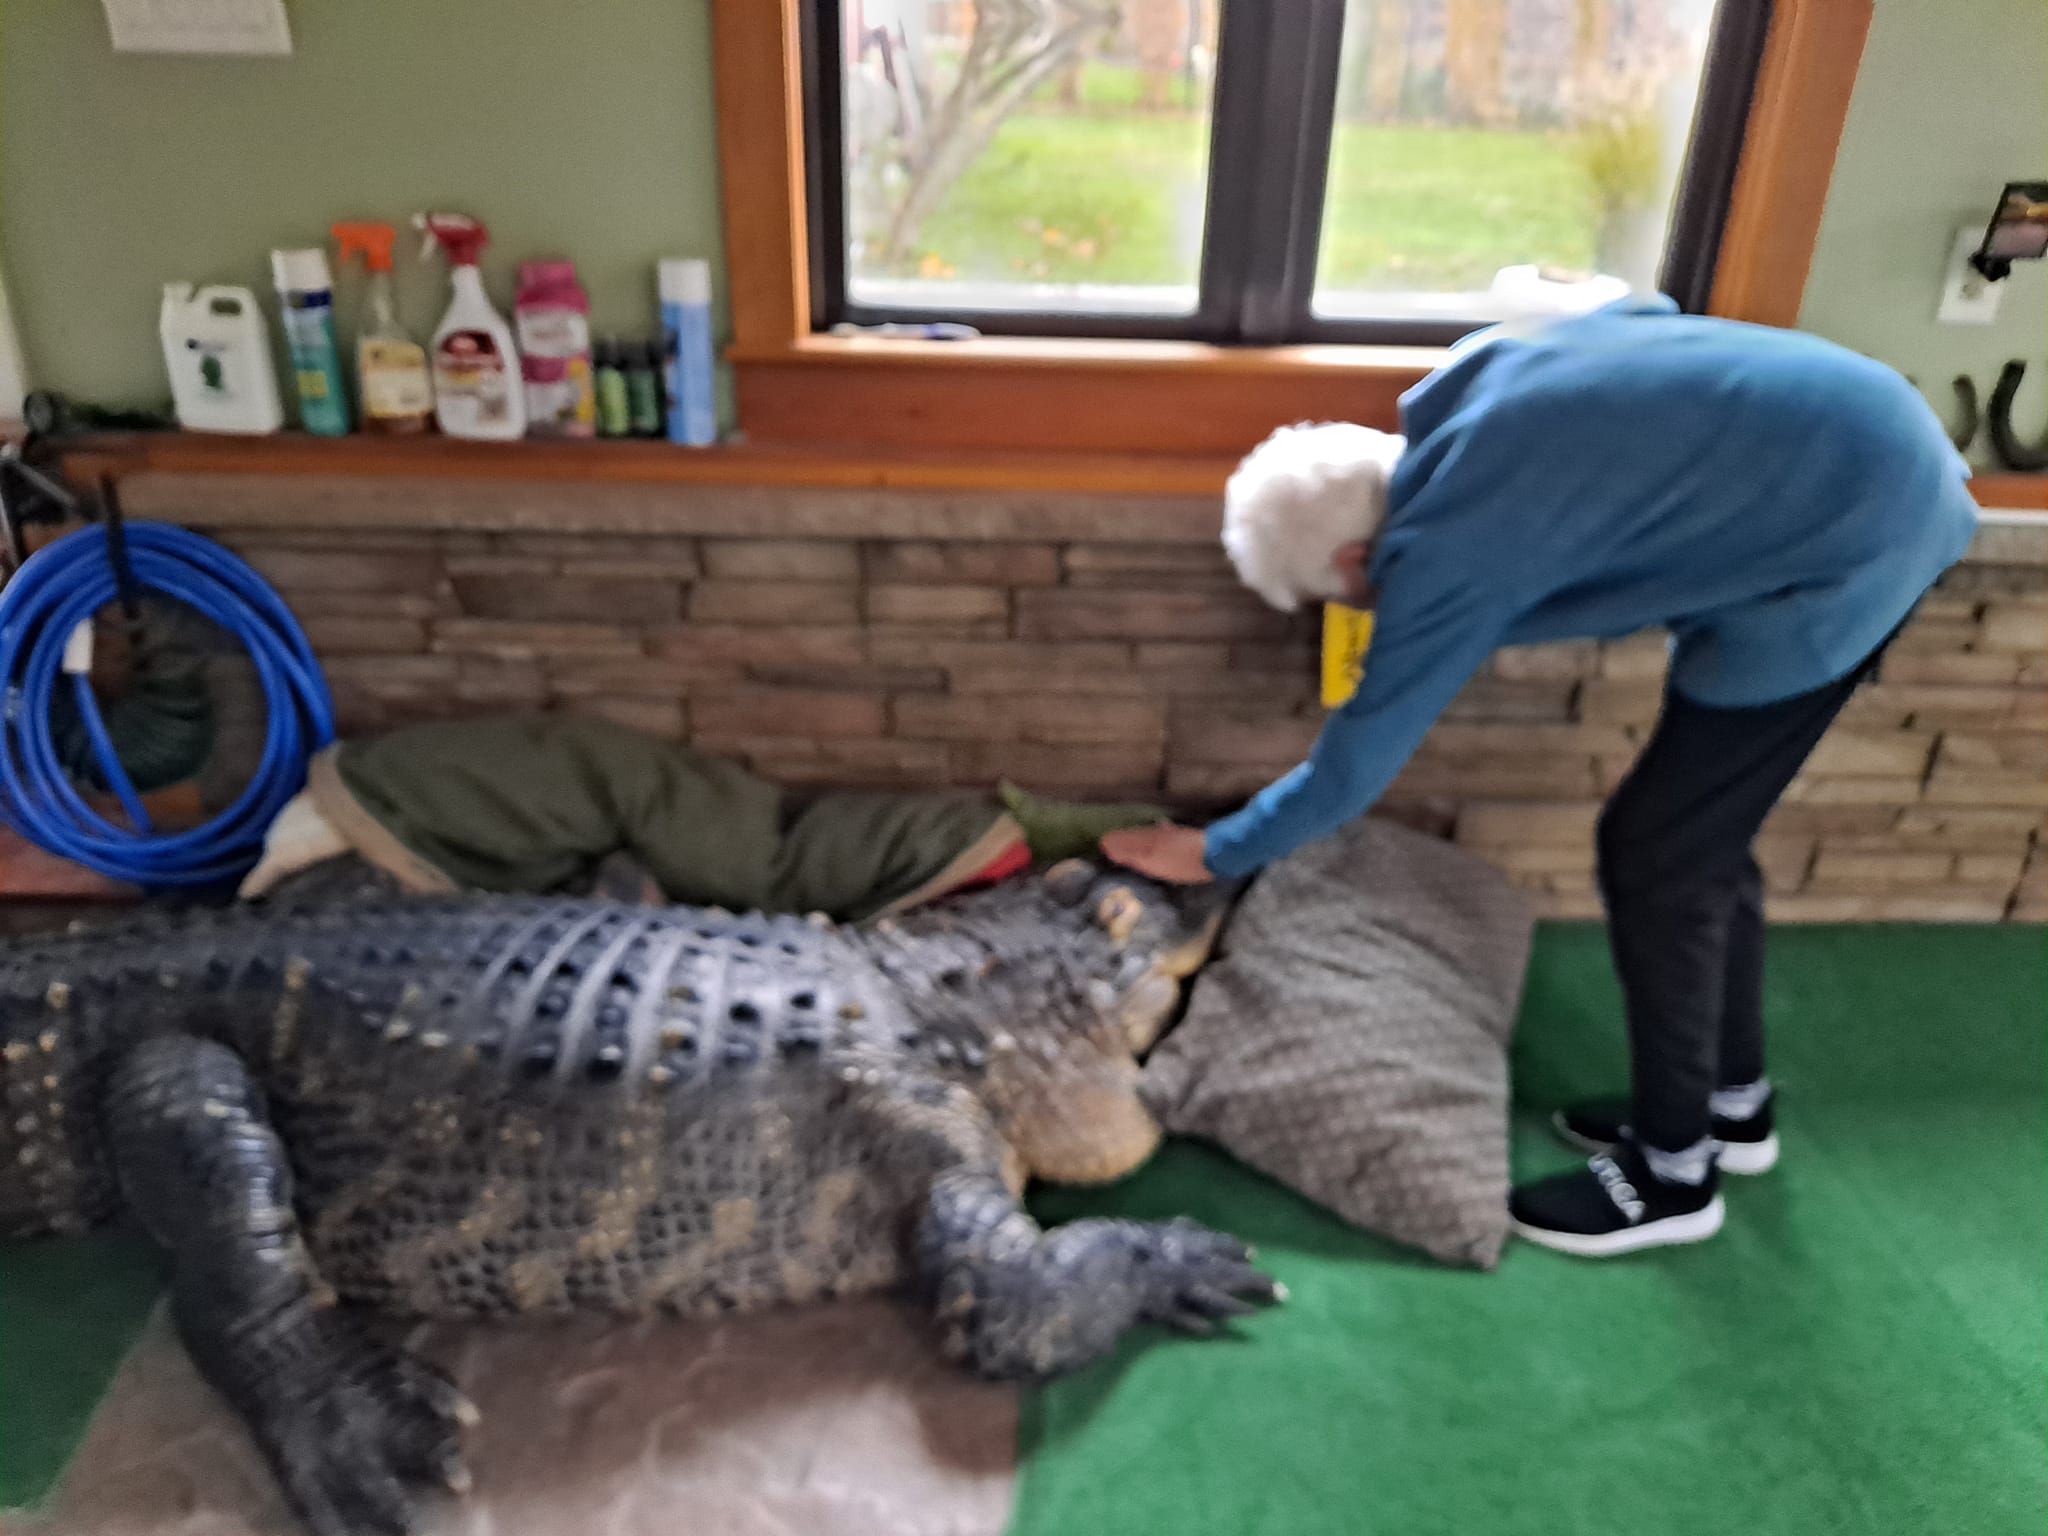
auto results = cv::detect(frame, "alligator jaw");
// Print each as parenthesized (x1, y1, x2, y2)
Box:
(1155, 906, 1228, 981)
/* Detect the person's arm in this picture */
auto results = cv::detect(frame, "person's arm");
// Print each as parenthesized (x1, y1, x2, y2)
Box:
(1203, 568, 1504, 879)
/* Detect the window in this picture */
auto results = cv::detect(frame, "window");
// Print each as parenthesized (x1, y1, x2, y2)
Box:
(805, 0, 1770, 344)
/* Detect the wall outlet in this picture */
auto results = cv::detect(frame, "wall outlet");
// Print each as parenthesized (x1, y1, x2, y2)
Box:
(1936, 225, 2003, 325)
(101, 0, 291, 56)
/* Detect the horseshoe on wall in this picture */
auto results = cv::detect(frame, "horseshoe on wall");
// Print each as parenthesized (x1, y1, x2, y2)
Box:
(1987, 359, 2048, 471)
(1946, 375, 1980, 454)
(1908, 374, 1981, 454)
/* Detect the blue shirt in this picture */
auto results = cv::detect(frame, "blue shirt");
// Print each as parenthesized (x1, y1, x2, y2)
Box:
(1204, 297, 1979, 879)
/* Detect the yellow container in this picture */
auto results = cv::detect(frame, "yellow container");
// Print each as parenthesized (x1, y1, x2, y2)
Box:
(1321, 603, 1376, 708)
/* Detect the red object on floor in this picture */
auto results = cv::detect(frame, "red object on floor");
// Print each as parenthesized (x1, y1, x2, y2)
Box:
(959, 839, 1033, 890)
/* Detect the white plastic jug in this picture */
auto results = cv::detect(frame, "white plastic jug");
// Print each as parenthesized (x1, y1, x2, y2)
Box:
(160, 283, 284, 434)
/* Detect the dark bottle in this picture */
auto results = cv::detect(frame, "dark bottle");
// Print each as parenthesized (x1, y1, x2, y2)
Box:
(593, 340, 631, 438)
(625, 340, 664, 438)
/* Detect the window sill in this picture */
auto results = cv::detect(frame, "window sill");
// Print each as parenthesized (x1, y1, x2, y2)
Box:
(729, 334, 1451, 457)
(731, 333, 1453, 375)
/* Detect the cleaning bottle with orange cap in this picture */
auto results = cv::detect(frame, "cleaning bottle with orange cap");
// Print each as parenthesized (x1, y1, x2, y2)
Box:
(415, 212, 525, 440)
(331, 221, 433, 434)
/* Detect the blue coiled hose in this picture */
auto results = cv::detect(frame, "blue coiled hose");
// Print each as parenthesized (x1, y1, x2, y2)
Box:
(0, 522, 334, 887)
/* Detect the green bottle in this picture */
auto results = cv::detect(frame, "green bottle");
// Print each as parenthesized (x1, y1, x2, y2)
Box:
(594, 340, 632, 438)
(625, 340, 663, 437)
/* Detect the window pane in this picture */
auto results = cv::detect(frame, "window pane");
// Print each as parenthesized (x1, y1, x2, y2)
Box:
(839, 1, 1222, 317)
(1314, 0, 1720, 323)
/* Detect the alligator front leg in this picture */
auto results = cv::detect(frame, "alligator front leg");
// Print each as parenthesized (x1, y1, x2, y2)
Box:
(106, 1036, 474, 1536)
(904, 1091, 1281, 1379)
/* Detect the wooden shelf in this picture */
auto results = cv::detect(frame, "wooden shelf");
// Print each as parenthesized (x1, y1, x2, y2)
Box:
(62, 431, 1241, 499)
(61, 431, 2048, 514)
(0, 827, 135, 903)
(1973, 473, 2048, 514)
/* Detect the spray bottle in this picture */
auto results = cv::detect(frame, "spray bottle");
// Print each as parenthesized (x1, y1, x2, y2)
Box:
(414, 212, 525, 440)
(331, 222, 433, 435)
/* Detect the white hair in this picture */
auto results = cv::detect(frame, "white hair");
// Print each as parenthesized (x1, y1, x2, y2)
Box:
(1220, 422, 1405, 611)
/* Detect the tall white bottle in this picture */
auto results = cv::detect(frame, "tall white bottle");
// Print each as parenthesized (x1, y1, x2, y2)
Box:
(415, 212, 526, 440)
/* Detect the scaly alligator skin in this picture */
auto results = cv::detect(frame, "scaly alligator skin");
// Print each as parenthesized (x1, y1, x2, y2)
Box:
(0, 861, 1273, 1535)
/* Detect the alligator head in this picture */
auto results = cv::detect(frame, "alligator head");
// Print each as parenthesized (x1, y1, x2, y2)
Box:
(882, 860, 1240, 1187)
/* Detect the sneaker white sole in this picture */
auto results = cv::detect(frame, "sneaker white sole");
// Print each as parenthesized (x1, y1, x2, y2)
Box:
(1550, 1114, 1617, 1157)
(1511, 1195, 1726, 1258)
(1715, 1132, 1780, 1175)
(1548, 1113, 1780, 1176)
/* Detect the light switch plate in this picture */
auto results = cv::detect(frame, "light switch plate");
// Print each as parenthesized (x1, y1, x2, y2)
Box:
(1936, 225, 2003, 325)
(102, 0, 292, 56)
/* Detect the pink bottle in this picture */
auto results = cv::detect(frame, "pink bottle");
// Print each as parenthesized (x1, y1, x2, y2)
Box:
(514, 260, 596, 438)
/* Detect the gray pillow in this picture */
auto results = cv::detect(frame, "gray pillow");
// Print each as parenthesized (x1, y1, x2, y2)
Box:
(1140, 815, 1535, 1269)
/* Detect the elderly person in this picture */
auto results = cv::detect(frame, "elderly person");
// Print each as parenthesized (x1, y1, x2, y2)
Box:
(1104, 295, 1978, 1257)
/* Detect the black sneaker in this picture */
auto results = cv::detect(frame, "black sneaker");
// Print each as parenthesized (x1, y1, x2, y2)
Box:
(1509, 1140, 1724, 1258)
(1552, 1093, 1779, 1175)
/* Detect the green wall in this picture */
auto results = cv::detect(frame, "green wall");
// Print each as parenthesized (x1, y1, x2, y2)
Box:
(2, 0, 2043, 452)
(1799, 0, 2048, 469)
(0, 0, 724, 411)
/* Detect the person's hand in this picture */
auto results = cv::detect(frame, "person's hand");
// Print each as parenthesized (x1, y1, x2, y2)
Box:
(1099, 823, 1214, 885)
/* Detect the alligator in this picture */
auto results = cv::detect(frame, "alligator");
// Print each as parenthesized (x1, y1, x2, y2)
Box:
(0, 860, 1275, 1535)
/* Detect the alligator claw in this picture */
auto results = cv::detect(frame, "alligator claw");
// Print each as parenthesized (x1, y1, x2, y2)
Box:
(1137, 1218, 1283, 1336)
(240, 1315, 474, 1536)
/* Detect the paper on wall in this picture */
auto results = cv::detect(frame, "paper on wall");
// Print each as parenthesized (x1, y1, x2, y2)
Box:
(101, 0, 291, 56)
(0, 270, 26, 425)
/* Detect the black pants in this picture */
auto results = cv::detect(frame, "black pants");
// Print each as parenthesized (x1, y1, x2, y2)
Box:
(1596, 641, 1890, 1152)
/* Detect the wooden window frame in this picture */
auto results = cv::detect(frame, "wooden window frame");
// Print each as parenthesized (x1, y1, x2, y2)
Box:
(714, 0, 1874, 461)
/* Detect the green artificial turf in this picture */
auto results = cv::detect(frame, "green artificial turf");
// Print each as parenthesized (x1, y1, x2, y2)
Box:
(1016, 925, 2047, 1536)
(0, 1229, 163, 1510)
